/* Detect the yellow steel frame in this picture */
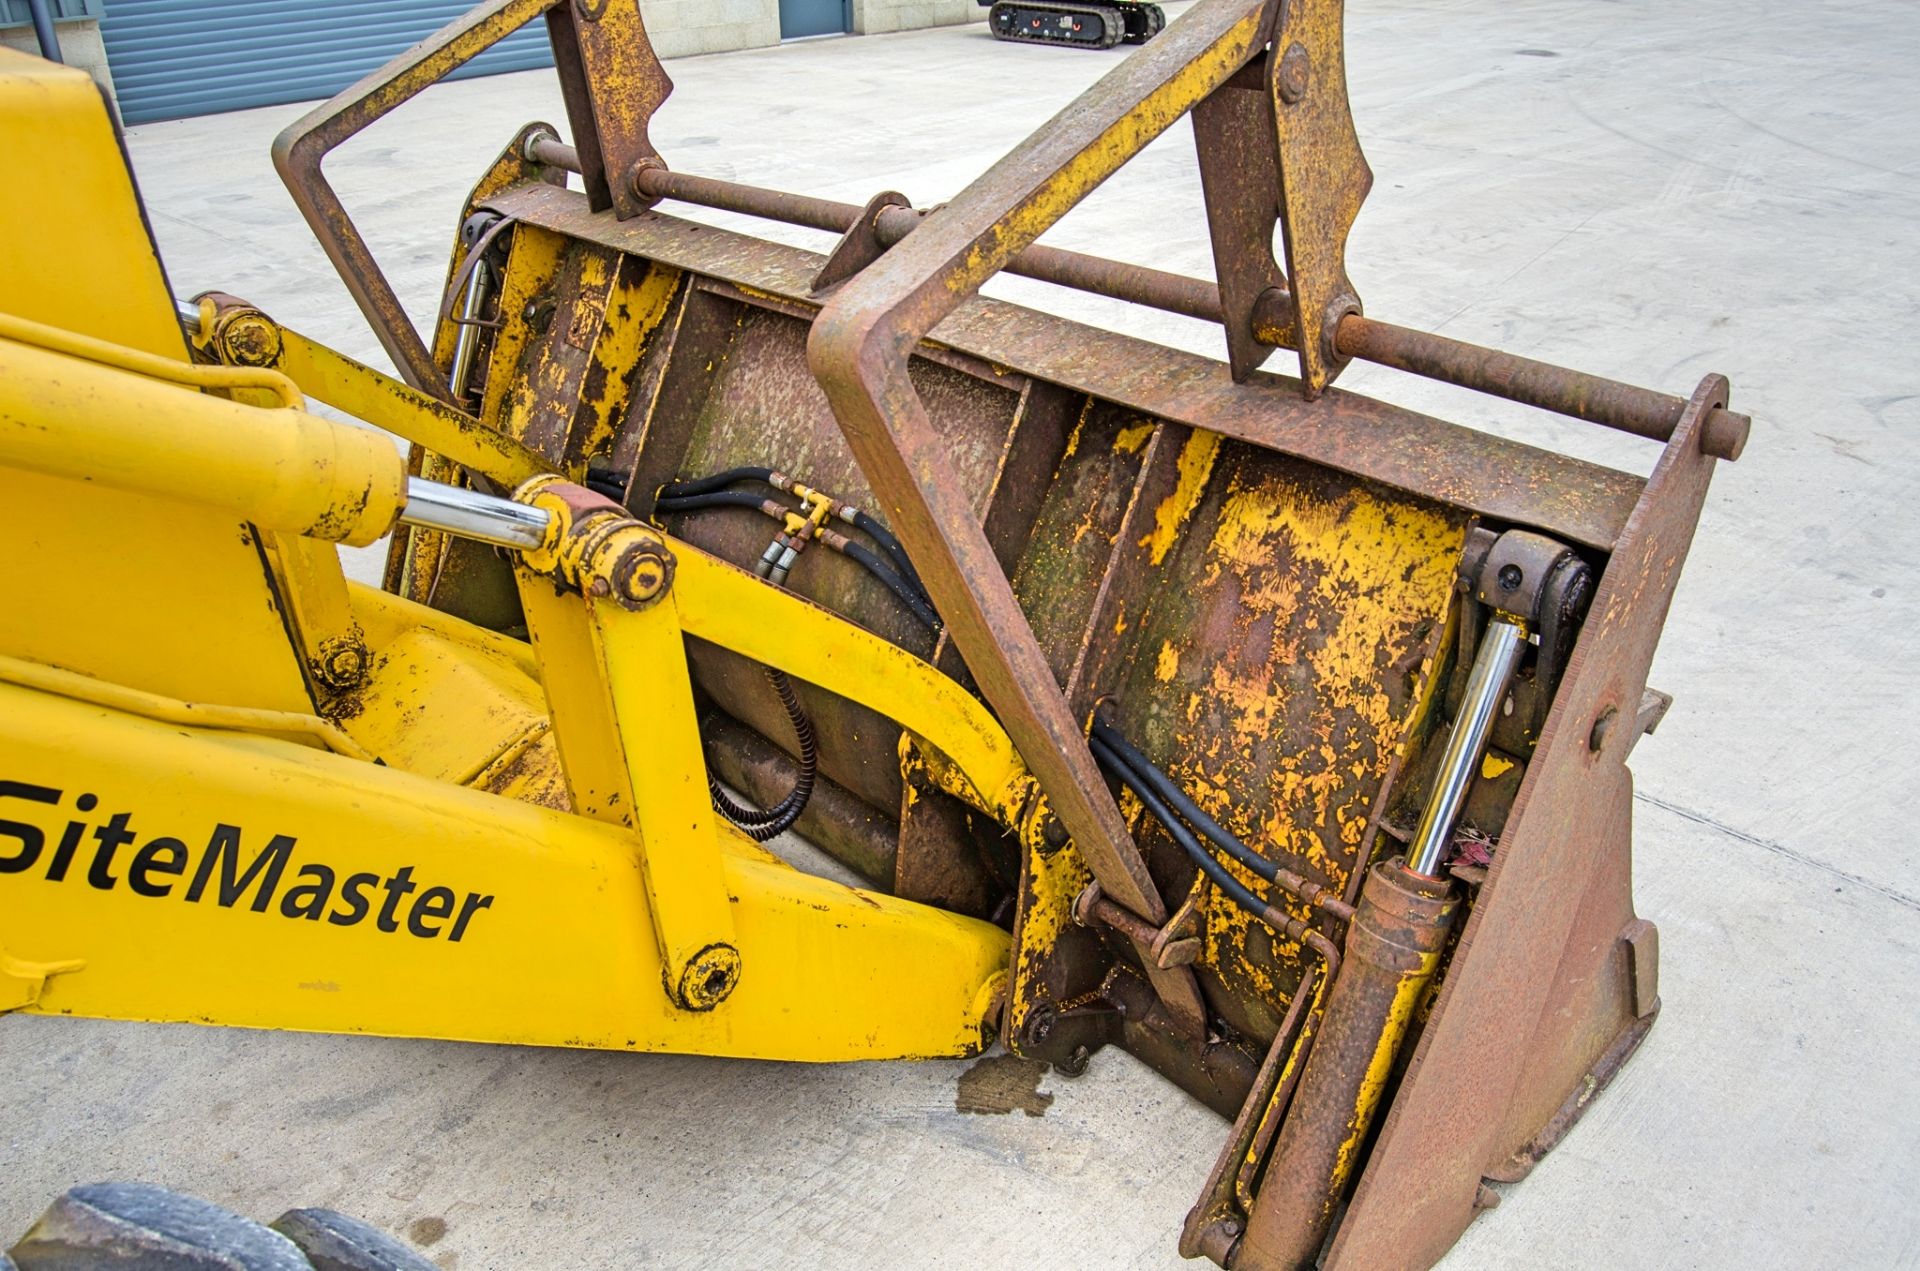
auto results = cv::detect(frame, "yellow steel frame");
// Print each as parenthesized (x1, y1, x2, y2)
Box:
(0, 51, 1012, 1063)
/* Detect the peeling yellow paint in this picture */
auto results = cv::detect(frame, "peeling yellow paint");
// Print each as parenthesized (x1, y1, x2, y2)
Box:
(1481, 753, 1515, 780)
(1332, 953, 1439, 1187)
(1174, 466, 1461, 1009)
(1114, 421, 1154, 454)
(1155, 640, 1180, 683)
(1141, 429, 1222, 566)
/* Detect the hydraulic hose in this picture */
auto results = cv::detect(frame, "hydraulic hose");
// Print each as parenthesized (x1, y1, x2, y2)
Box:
(1091, 719, 1353, 922)
(706, 667, 817, 841)
(1089, 731, 1341, 977)
(1090, 732, 1271, 921)
(841, 540, 940, 630)
(656, 488, 939, 630)
(851, 508, 925, 595)
(660, 466, 777, 500)
(661, 469, 936, 611)
(654, 490, 792, 518)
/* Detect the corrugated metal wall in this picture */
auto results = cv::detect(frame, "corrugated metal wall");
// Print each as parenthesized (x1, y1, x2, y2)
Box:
(102, 1, 554, 126)
(0, 0, 103, 24)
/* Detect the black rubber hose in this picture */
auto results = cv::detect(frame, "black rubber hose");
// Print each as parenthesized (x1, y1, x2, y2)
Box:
(841, 540, 941, 631)
(660, 466, 776, 500)
(1090, 718, 1281, 887)
(584, 473, 627, 501)
(851, 508, 926, 597)
(659, 469, 933, 610)
(1089, 731, 1275, 922)
(707, 668, 816, 841)
(655, 490, 788, 517)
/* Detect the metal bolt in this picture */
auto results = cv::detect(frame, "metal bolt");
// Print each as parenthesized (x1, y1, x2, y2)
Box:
(1025, 1008, 1055, 1045)
(1277, 42, 1311, 104)
(624, 555, 667, 602)
(216, 313, 282, 368)
(1040, 813, 1069, 854)
(1498, 563, 1523, 591)
(676, 944, 741, 1011)
(588, 577, 611, 598)
(315, 639, 367, 690)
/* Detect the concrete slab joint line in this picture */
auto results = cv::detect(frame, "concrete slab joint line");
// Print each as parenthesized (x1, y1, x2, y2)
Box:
(3, 1, 1916, 1269)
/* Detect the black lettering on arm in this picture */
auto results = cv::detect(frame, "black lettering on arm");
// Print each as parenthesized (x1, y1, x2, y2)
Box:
(185, 826, 292, 912)
(279, 863, 337, 920)
(327, 872, 379, 926)
(408, 886, 455, 937)
(128, 837, 188, 898)
(0, 781, 57, 873)
(87, 812, 136, 890)
(376, 866, 417, 933)
(448, 893, 494, 942)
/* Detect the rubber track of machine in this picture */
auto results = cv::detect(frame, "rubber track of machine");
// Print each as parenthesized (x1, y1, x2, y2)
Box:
(987, 1, 1124, 49)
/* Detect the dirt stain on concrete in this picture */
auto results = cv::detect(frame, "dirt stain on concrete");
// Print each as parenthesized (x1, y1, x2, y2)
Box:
(955, 1053, 1054, 1118)
(409, 1216, 449, 1247)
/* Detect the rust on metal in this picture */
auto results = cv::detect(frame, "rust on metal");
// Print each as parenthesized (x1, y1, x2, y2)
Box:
(1327, 378, 1733, 1268)
(544, 0, 672, 217)
(527, 131, 1750, 459)
(1237, 860, 1456, 1269)
(1265, 0, 1371, 396)
(273, 0, 562, 394)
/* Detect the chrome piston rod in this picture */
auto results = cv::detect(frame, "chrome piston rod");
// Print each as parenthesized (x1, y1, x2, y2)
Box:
(399, 477, 549, 550)
(447, 259, 491, 400)
(1406, 618, 1527, 877)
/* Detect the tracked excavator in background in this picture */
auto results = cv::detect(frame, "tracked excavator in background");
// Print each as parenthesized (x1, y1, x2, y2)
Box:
(0, 0, 1748, 1266)
(985, 0, 1167, 48)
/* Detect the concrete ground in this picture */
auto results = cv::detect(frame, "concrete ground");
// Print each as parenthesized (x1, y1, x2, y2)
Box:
(5, 0, 1918, 1266)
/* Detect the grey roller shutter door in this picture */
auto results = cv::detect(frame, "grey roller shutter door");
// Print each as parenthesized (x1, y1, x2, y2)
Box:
(103, 1, 555, 126)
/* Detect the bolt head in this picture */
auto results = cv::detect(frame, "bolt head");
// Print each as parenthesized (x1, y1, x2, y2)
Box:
(315, 639, 367, 689)
(676, 945, 741, 1011)
(1277, 42, 1311, 104)
(623, 555, 667, 602)
(217, 314, 282, 368)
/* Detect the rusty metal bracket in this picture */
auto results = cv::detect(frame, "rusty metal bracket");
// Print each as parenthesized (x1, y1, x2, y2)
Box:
(273, 0, 570, 395)
(813, 190, 916, 293)
(1267, 0, 1371, 396)
(1073, 880, 1205, 969)
(545, 0, 673, 217)
(1193, 55, 1290, 380)
(271, 0, 672, 392)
